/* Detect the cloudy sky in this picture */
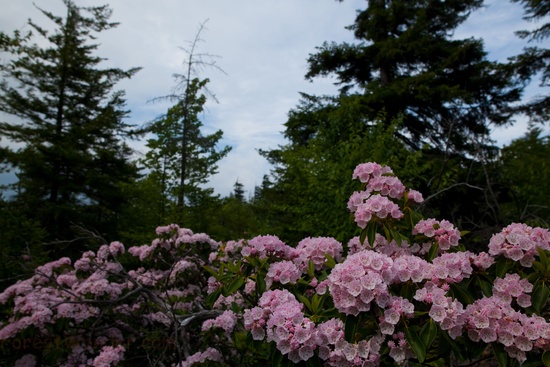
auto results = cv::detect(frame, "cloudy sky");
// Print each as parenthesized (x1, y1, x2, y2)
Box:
(0, 0, 547, 197)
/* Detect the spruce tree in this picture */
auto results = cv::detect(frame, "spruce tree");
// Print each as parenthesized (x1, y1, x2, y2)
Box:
(304, 0, 523, 154)
(509, 0, 549, 123)
(0, 0, 140, 247)
(142, 21, 231, 224)
(142, 80, 230, 223)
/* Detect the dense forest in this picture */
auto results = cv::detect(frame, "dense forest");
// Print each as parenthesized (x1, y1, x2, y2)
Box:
(0, 0, 548, 290)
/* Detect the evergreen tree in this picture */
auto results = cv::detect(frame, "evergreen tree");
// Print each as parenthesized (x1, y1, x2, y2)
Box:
(231, 179, 245, 202)
(0, 0, 140, 249)
(260, 1, 526, 246)
(142, 21, 231, 224)
(509, 0, 549, 123)
(499, 127, 550, 226)
(304, 0, 522, 154)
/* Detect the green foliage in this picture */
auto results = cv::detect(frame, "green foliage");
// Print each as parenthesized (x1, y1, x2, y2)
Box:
(0, 197, 48, 291)
(0, 0, 140, 251)
(305, 0, 521, 154)
(499, 128, 550, 227)
(260, 94, 422, 243)
(509, 0, 549, 123)
(141, 22, 230, 226)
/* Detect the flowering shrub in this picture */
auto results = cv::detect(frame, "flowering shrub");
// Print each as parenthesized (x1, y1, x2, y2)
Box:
(1, 162, 550, 366)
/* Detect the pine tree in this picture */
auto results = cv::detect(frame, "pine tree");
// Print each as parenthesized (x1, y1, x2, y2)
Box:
(509, 0, 549, 123)
(0, 0, 140, 246)
(304, 0, 523, 154)
(232, 179, 245, 202)
(142, 21, 231, 223)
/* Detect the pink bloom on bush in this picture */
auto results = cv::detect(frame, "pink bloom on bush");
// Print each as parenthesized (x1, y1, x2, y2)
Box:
(489, 223, 550, 266)
(92, 345, 125, 367)
(266, 260, 301, 288)
(14, 354, 36, 367)
(354, 195, 403, 228)
(413, 218, 461, 251)
(242, 235, 293, 260)
(293, 237, 343, 271)
(175, 347, 223, 367)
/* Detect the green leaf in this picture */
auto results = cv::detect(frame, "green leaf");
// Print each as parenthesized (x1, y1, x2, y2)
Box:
(271, 349, 284, 367)
(440, 330, 467, 362)
(409, 210, 424, 228)
(533, 261, 546, 274)
(404, 325, 426, 363)
(311, 294, 321, 314)
(359, 229, 368, 246)
(203, 265, 219, 279)
(527, 272, 541, 283)
(224, 276, 244, 296)
(366, 221, 378, 247)
(493, 343, 509, 367)
(538, 247, 549, 265)
(308, 259, 315, 278)
(476, 277, 493, 297)
(324, 254, 337, 269)
(532, 281, 550, 314)
(226, 259, 241, 273)
(388, 226, 407, 247)
(450, 283, 475, 305)
(496, 258, 512, 278)
(296, 293, 312, 312)
(344, 315, 359, 343)
(244, 256, 260, 268)
(255, 272, 266, 295)
(420, 320, 438, 351)
(427, 243, 438, 261)
(543, 350, 550, 367)
(205, 289, 221, 308)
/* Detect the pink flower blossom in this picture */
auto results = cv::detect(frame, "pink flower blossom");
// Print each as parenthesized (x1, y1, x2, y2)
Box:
(489, 223, 550, 266)
(293, 237, 343, 271)
(92, 345, 125, 367)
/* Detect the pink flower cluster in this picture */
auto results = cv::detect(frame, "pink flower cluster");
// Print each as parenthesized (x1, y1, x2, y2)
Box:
(293, 237, 343, 271)
(489, 223, 550, 266)
(245, 290, 387, 366)
(414, 282, 466, 339)
(351, 162, 424, 203)
(241, 235, 293, 260)
(128, 225, 218, 261)
(492, 273, 533, 308)
(209, 239, 245, 262)
(428, 252, 474, 283)
(353, 194, 404, 228)
(413, 219, 461, 251)
(266, 260, 302, 289)
(318, 321, 384, 366)
(387, 332, 414, 364)
(348, 163, 426, 228)
(391, 255, 428, 284)
(14, 354, 36, 367)
(92, 345, 125, 367)
(244, 290, 317, 363)
(352, 162, 392, 182)
(175, 347, 223, 367)
(328, 250, 394, 316)
(464, 294, 550, 363)
(379, 296, 415, 335)
(169, 259, 197, 283)
(201, 310, 238, 337)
